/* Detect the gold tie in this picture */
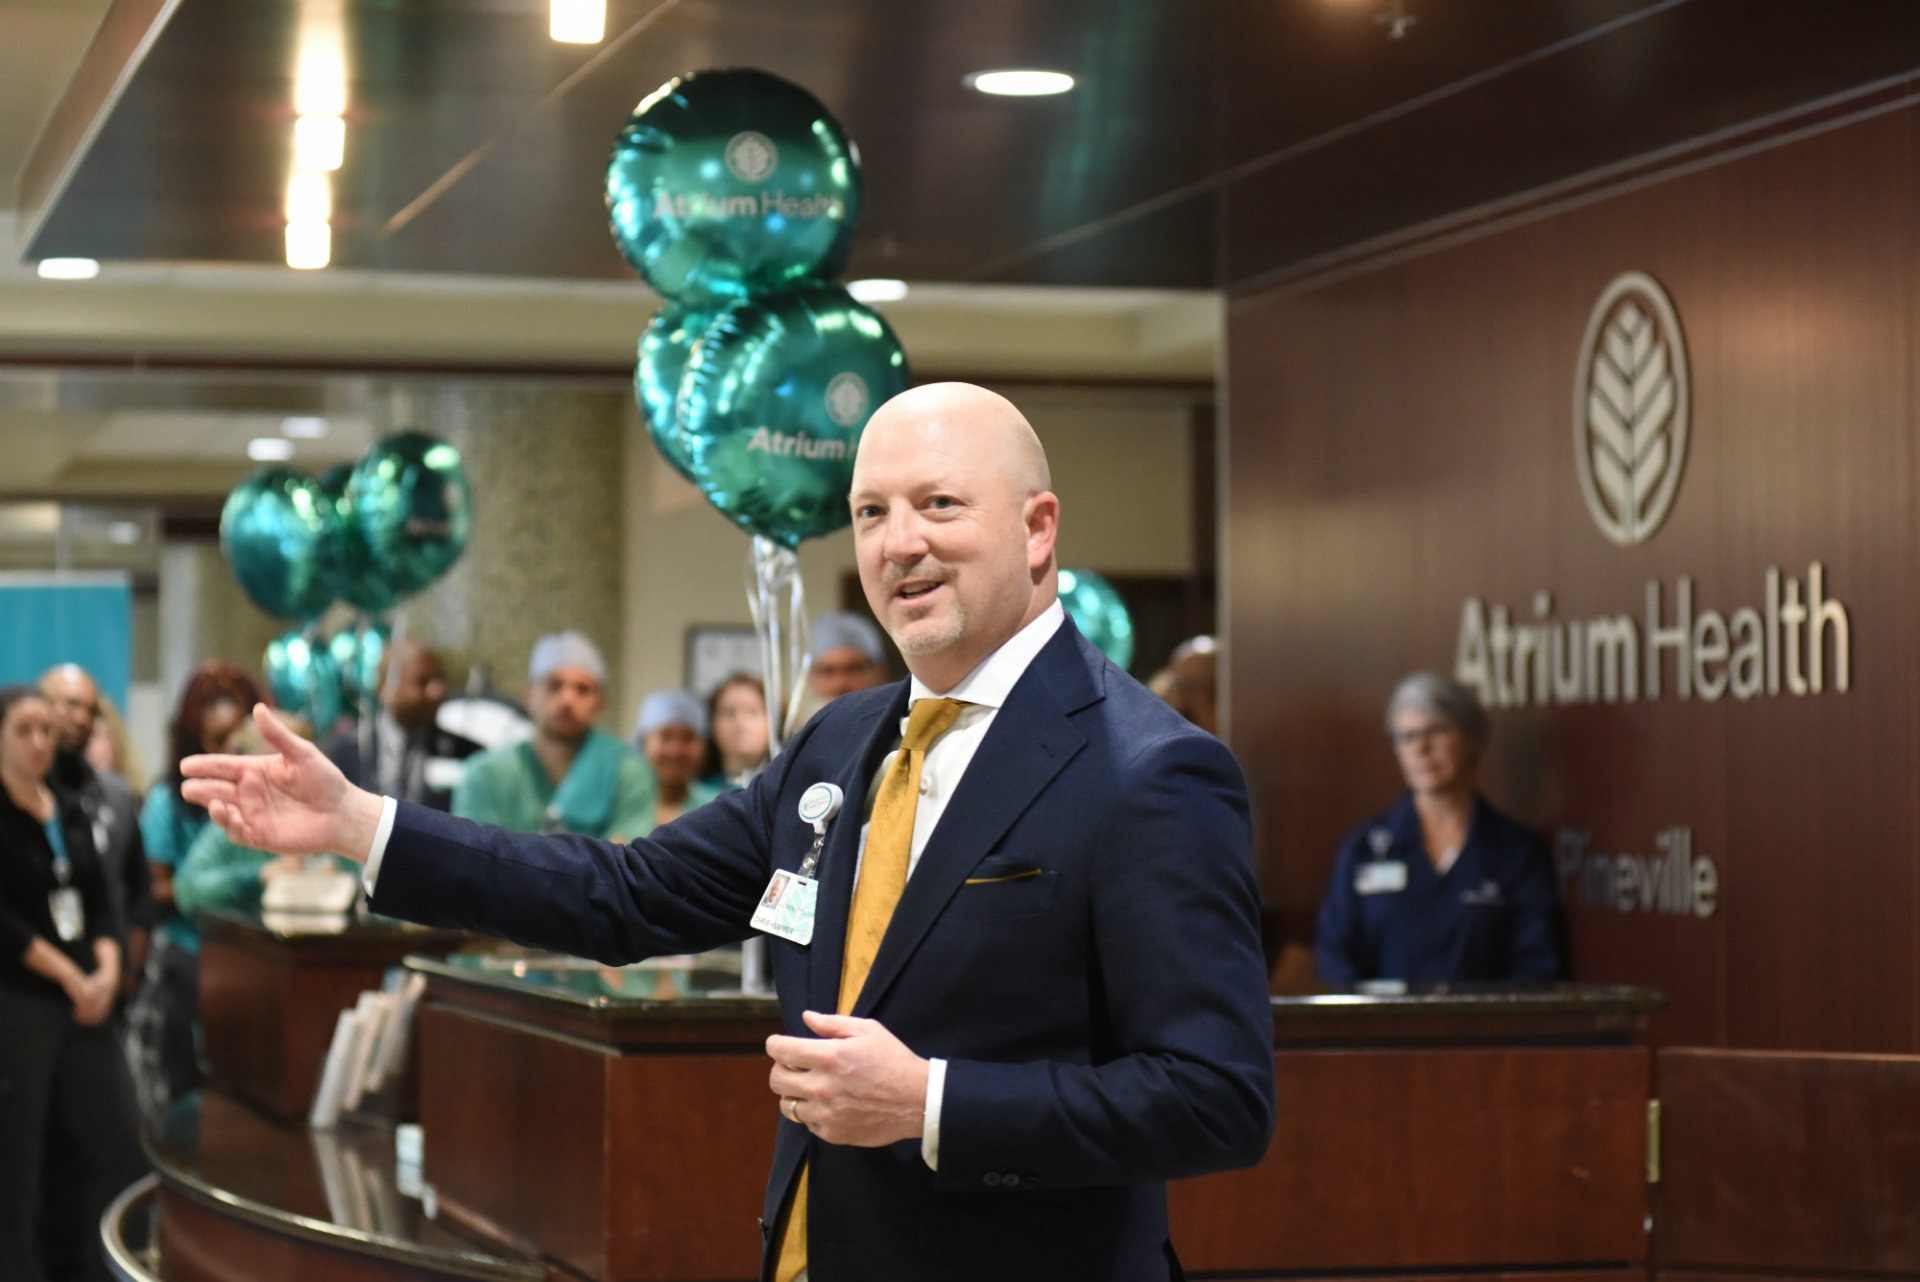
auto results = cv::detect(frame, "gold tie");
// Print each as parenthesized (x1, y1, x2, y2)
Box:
(775, 696, 967, 1282)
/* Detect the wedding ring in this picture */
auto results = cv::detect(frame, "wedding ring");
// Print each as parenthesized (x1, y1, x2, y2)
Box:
(784, 1097, 799, 1124)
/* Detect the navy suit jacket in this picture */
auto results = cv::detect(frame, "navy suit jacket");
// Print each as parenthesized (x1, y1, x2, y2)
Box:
(370, 620, 1276, 1281)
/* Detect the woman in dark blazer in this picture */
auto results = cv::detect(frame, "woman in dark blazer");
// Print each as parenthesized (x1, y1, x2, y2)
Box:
(0, 685, 145, 1282)
(1316, 672, 1563, 985)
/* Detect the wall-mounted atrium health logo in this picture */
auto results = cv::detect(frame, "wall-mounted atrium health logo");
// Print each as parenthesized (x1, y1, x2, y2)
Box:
(1573, 271, 1690, 547)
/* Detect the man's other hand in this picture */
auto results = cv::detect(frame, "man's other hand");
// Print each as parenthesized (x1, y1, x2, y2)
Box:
(767, 1011, 931, 1148)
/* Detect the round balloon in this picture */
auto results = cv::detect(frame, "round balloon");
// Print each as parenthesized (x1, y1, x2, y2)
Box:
(329, 623, 388, 714)
(606, 68, 861, 306)
(219, 468, 342, 620)
(677, 281, 909, 548)
(636, 300, 720, 482)
(347, 433, 472, 596)
(1059, 569, 1135, 671)
(321, 462, 404, 614)
(265, 630, 344, 731)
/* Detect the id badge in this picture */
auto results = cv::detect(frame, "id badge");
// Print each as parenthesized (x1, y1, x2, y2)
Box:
(751, 870, 819, 945)
(1354, 860, 1408, 895)
(49, 886, 85, 942)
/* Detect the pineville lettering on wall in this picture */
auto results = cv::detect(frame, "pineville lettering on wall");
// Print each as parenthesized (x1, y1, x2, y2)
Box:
(1455, 563, 1850, 707)
(1557, 826, 1716, 918)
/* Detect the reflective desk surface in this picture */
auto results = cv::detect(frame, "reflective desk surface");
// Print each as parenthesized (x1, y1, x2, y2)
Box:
(146, 1090, 544, 1281)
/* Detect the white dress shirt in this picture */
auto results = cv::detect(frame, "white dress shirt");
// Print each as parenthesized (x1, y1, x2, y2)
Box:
(362, 602, 1068, 1171)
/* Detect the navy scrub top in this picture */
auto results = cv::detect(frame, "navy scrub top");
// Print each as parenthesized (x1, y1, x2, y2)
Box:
(1314, 792, 1562, 984)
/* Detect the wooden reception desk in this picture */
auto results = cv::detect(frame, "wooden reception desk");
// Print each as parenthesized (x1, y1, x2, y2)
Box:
(197, 908, 469, 1120)
(403, 959, 1662, 1282)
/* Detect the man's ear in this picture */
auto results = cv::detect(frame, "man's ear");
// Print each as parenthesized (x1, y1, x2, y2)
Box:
(1024, 491, 1060, 570)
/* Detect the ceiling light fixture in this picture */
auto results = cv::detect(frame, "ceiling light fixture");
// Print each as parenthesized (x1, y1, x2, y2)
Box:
(281, 416, 330, 439)
(550, 0, 606, 43)
(248, 438, 298, 462)
(294, 0, 348, 114)
(286, 220, 331, 270)
(847, 279, 910, 303)
(964, 70, 1075, 97)
(35, 258, 100, 280)
(285, 171, 332, 222)
(293, 115, 345, 171)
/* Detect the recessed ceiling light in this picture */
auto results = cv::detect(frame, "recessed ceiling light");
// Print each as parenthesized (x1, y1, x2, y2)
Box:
(964, 70, 1075, 97)
(550, 0, 605, 43)
(293, 115, 345, 171)
(248, 438, 297, 462)
(847, 279, 909, 303)
(282, 416, 329, 439)
(286, 220, 331, 270)
(36, 258, 100, 280)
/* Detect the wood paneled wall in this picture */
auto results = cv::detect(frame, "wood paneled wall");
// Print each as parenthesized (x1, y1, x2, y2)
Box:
(1226, 97, 1920, 1053)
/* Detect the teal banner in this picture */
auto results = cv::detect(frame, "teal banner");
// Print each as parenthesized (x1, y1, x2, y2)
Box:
(0, 574, 132, 710)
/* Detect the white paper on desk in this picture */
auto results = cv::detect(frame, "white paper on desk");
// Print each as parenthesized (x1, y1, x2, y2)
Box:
(310, 1009, 362, 1130)
(343, 992, 391, 1111)
(369, 972, 427, 1092)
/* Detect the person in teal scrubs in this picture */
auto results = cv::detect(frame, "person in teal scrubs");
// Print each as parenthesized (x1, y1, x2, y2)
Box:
(173, 823, 360, 918)
(131, 661, 264, 1114)
(453, 632, 655, 840)
(629, 689, 729, 835)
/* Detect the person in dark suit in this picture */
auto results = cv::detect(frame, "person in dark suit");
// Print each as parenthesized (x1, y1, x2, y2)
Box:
(182, 382, 1277, 1282)
(322, 641, 481, 812)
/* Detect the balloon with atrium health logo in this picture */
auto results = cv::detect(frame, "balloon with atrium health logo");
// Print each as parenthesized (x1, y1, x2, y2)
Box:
(265, 630, 344, 732)
(677, 281, 909, 548)
(606, 68, 861, 307)
(1058, 569, 1135, 671)
(347, 433, 472, 596)
(219, 467, 343, 621)
(636, 300, 720, 481)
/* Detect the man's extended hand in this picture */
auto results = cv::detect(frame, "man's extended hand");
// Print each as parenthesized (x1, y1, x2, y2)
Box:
(767, 1011, 931, 1148)
(181, 704, 384, 862)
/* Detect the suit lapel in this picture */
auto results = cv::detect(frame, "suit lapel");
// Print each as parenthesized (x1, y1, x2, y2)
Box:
(807, 683, 909, 1016)
(849, 624, 1101, 1019)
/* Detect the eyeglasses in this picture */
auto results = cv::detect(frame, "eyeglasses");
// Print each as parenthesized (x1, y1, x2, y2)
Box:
(1390, 723, 1457, 747)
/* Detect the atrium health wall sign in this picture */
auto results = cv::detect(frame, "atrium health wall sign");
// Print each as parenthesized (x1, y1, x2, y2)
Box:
(1229, 103, 1920, 1051)
(1455, 272, 1852, 925)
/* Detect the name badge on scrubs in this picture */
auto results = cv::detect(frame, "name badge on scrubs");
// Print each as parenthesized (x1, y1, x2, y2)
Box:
(1355, 861, 1408, 895)
(752, 783, 843, 946)
(49, 886, 84, 942)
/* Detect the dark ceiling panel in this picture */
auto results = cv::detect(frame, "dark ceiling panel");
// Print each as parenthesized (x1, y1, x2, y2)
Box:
(25, 0, 1920, 289)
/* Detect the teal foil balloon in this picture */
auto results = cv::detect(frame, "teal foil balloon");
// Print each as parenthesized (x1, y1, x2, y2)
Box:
(678, 281, 909, 548)
(219, 467, 342, 621)
(321, 461, 403, 614)
(636, 300, 719, 481)
(606, 68, 861, 306)
(265, 630, 344, 731)
(329, 623, 388, 714)
(1059, 569, 1135, 671)
(348, 433, 472, 596)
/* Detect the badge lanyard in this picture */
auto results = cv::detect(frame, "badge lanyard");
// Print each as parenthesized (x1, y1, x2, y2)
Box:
(750, 782, 843, 946)
(45, 818, 85, 943)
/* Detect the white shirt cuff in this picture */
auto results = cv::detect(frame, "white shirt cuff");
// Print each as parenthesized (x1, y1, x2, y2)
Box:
(361, 796, 399, 895)
(921, 1056, 946, 1171)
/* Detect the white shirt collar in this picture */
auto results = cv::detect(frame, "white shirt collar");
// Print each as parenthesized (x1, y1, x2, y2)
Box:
(907, 600, 1066, 710)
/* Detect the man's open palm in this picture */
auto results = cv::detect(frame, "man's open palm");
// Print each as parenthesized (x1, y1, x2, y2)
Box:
(181, 704, 380, 861)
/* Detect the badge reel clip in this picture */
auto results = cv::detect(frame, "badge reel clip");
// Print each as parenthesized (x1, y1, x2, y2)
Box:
(751, 783, 844, 946)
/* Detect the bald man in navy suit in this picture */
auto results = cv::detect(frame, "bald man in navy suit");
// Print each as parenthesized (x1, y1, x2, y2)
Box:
(186, 382, 1276, 1282)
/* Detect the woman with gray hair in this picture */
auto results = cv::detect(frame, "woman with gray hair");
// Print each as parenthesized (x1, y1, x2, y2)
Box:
(1313, 672, 1561, 984)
